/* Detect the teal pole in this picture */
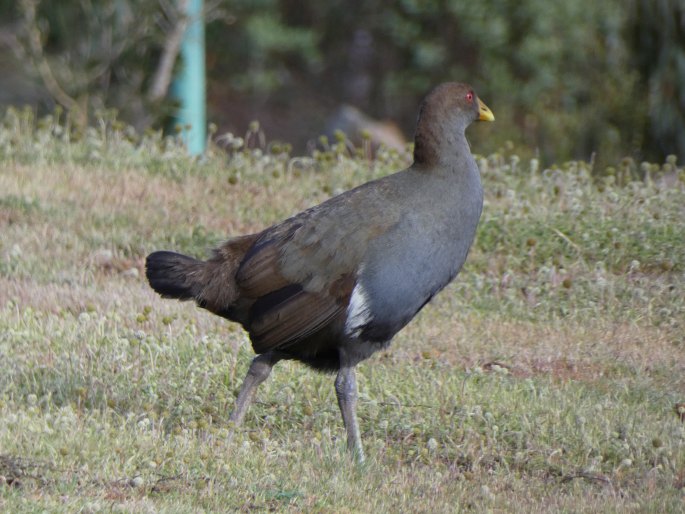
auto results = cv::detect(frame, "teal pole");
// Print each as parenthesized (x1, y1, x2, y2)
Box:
(174, 0, 206, 155)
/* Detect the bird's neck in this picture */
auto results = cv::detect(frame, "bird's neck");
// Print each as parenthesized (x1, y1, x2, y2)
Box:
(412, 120, 471, 171)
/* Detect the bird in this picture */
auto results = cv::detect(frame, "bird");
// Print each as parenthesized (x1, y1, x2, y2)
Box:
(145, 82, 494, 461)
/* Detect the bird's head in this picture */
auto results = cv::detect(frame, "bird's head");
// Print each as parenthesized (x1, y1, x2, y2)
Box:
(422, 82, 494, 127)
(413, 82, 494, 166)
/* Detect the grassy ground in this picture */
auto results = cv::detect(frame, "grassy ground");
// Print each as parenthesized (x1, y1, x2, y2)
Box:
(0, 109, 684, 512)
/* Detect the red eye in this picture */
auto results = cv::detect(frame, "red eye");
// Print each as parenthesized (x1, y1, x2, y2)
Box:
(466, 92, 474, 102)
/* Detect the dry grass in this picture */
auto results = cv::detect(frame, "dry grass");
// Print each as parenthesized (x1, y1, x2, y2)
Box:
(0, 111, 684, 512)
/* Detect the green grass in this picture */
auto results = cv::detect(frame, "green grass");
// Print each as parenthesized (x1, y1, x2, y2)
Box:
(0, 109, 684, 512)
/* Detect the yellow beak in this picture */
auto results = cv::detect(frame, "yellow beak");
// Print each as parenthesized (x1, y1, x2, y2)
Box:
(477, 98, 495, 122)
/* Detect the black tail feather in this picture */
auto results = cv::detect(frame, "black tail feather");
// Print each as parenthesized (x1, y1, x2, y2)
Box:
(145, 251, 204, 300)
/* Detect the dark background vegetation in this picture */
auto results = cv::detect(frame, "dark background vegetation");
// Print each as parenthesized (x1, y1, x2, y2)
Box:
(1, 0, 683, 167)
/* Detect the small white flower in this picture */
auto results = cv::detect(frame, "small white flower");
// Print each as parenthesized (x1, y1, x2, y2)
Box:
(129, 476, 144, 488)
(481, 485, 495, 501)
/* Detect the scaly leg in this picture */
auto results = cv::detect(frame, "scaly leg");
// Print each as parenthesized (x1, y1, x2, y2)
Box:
(335, 357, 365, 462)
(229, 352, 280, 429)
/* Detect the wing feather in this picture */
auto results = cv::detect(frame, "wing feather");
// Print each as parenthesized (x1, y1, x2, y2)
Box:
(233, 179, 402, 353)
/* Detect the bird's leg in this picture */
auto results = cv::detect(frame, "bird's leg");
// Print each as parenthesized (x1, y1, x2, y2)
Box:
(335, 356, 365, 462)
(228, 352, 280, 430)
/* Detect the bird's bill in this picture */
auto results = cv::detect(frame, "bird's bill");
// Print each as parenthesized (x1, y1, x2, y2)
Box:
(477, 98, 495, 122)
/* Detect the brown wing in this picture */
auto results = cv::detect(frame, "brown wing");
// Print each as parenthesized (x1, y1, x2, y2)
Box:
(235, 181, 402, 353)
(235, 232, 356, 353)
(245, 277, 354, 353)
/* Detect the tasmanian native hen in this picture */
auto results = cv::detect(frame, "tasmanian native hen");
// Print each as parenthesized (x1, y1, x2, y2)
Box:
(146, 82, 494, 461)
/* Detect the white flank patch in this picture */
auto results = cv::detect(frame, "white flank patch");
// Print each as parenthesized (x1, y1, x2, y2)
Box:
(344, 280, 372, 338)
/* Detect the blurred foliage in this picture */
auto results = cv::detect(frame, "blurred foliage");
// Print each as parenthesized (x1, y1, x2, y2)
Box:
(8, 0, 179, 129)
(626, 0, 685, 161)
(3, 0, 684, 165)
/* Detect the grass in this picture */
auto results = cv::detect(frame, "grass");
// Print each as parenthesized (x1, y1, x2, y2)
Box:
(0, 107, 684, 512)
